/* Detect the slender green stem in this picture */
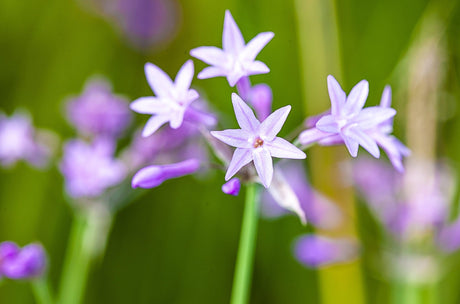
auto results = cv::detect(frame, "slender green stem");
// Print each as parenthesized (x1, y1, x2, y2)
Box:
(31, 278, 54, 304)
(230, 183, 259, 304)
(57, 207, 112, 304)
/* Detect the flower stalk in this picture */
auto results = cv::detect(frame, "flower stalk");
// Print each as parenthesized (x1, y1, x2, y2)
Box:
(230, 183, 260, 304)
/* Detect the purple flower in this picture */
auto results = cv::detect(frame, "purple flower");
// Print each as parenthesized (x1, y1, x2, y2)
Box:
(190, 10, 274, 87)
(132, 159, 200, 188)
(261, 161, 342, 227)
(60, 139, 126, 198)
(0, 242, 47, 280)
(299, 75, 396, 158)
(0, 111, 54, 168)
(66, 78, 132, 139)
(130, 60, 200, 137)
(211, 93, 306, 188)
(113, 0, 180, 50)
(294, 235, 358, 268)
(222, 178, 241, 196)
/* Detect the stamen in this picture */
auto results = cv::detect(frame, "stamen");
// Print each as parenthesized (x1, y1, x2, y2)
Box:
(253, 137, 264, 148)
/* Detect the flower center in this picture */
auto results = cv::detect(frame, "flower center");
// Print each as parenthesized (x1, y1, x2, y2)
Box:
(253, 137, 264, 148)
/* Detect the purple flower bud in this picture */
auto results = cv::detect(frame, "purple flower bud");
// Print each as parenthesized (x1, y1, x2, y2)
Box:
(60, 139, 126, 198)
(222, 178, 241, 196)
(132, 159, 200, 189)
(294, 235, 358, 268)
(249, 84, 272, 121)
(66, 78, 132, 139)
(0, 242, 47, 280)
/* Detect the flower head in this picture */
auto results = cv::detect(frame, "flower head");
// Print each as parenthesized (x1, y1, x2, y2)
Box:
(60, 139, 126, 198)
(131, 60, 199, 137)
(0, 242, 47, 280)
(299, 75, 396, 158)
(211, 93, 305, 188)
(66, 78, 132, 139)
(190, 10, 274, 87)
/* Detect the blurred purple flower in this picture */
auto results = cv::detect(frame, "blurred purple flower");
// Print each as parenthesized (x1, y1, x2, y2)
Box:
(211, 93, 305, 188)
(113, 0, 180, 50)
(190, 10, 274, 87)
(0, 242, 47, 280)
(0, 111, 55, 168)
(60, 139, 126, 198)
(130, 60, 200, 137)
(132, 158, 200, 189)
(294, 235, 359, 268)
(222, 178, 241, 196)
(66, 78, 132, 139)
(352, 158, 455, 242)
(299, 76, 396, 158)
(261, 161, 342, 228)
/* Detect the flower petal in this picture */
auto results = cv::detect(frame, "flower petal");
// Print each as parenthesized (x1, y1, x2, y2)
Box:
(190, 46, 228, 66)
(241, 32, 274, 61)
(343, 80, 369, 115)
(246, 61, 270, 75)
(259, 105, 290, 140)
(130, 97, 167, 114)
(144, 62, 174, 97)
(316, 115, 339, 133)
(345, 127, 380, 158)
(342, 134, 359, 157)
(223, 10, 245, 54)
(175, 60, 194, 92)
(142, 115, 170, 137)
(232, 93, 260, 132)
(265, 137, 306, 159)
(353, 107, 396, 129)
(197, 66, 227, 79)
(298, 128, 334, 146)
(225, 148, 253, 180)
(210, 129, 252, 148)
(380, 85, 392, 108)
(253, 148, 273, 188)
(327, 75, 346, 116)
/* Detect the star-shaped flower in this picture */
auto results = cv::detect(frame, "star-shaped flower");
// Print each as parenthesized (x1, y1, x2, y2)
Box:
(211, 93, 306, 188)
(190, 10, 274, 87)
(314, 75, 397, 158)
(130, 60, 199, 137)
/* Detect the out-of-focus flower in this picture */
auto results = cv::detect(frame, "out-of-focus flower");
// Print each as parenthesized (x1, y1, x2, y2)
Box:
(0, 111, 55, 168)
(294, 235, 359, 268)
(132, 159, 200, 189)
(66, 78, 132, 139)
(60, 139, 126, 198)
(299, 75, 396, 158)
(0, 242, 47, 280)
(211, 93, 305, 188)
(131, 60, 200, 137)
(352, 157, 455, 243)
(191, 10, 274, 87)
(261, 161, 342, 228)
(112, 0, 180, 50)
(222, 178, 241, 196)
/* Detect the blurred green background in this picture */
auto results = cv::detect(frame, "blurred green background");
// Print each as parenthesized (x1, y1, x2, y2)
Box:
(1, 0, 460, 303)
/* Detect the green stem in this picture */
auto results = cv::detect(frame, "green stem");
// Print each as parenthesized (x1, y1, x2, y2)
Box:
(31, 278, 54, 304)
(57, 207, 112, 304)
(392, 281, 438, 304)
(230, 183, 259, 304)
